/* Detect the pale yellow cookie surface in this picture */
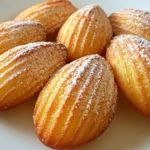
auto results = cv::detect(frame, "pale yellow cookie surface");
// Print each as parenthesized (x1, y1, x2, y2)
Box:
(106, 34, 150, 118)
(34, 55, 117, 149)
(0, 21, 46, 55)
(0, 42, 67, 111)
(15, 0, 77, 36)
(109, 8, 150, 41)
(57, 4, 112, 61)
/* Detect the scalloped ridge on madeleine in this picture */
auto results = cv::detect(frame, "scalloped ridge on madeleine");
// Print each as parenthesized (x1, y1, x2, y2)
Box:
(109, 8, 150, 41)
(15, 0, 77, 35)
(57, 4, 113, 61)
(34, 55, 117, 149)
(0, 21, 46, 55)
(106, 34, 150, 118)
(0, 42, 67, 111)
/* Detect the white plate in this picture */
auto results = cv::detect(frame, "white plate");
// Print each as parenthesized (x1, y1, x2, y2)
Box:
(0, 0, 150, 150)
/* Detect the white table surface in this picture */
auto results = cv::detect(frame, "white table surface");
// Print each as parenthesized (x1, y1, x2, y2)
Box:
(0, 0, 150, 150)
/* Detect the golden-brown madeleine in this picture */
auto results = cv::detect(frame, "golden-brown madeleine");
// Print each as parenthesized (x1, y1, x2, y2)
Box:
(106, 34, 150, 118)
(15, 0, 77, 36)
(0, 21, 46, 55)
(0, 42, 67, 111)
(57, 4, 112, 61)
(109, 8, 150, 41)
(34, 55, 117, 149)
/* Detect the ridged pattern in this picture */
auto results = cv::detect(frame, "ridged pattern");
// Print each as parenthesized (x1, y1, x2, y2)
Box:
(109, 8, 150, 41)
(34, 55, 117, 149)
(106, 34, 150, 118)
(0, 42, 67, 111)
(0, 21, 46, 55)
(57, 4, 112, 61)
(15, 0, 77, 34)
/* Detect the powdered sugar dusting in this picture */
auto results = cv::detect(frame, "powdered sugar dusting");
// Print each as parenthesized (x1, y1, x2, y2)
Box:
(115, 35, 150, 67)
(110, 8, 150, 40)
(119, 9, 150, 26)
(107, 34, 150, 112)
(0, 21, 46, 54)
(0, 20, 42, 30)
(63, 56, 93, 102)
(136, 37, 150, 66)
(37, 55, 95, 140)
(58, 4, 112, 61)
(51, 56, 100, 144)
(108, 34, 150, 97)
(35, 58, 82, 135)
(15, 1, 77, 34)
(0, 42, 67, 109)
(35, 54, 117, 145)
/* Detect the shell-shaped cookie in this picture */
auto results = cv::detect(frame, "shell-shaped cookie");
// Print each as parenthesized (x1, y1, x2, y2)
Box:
(0, 42, 67, 111)
(0, 21, 46, 54)
(109, 8, 150, 41)
(106, 34, 150, 118)
(34, 55, 117, 149)
(15, 0, 77, 35)
(57, 5, 112, 61)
